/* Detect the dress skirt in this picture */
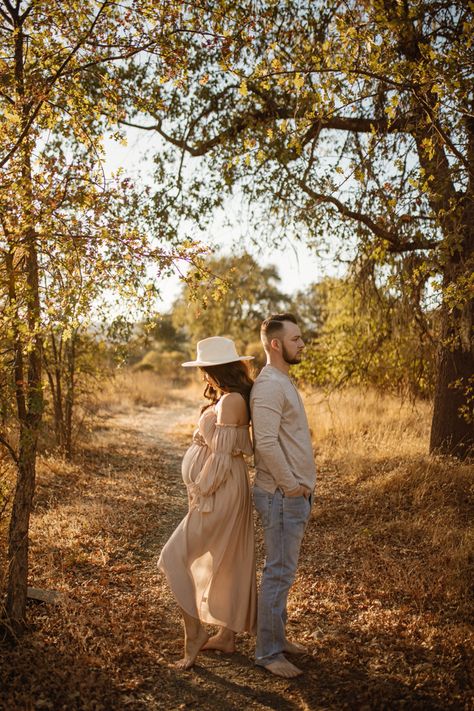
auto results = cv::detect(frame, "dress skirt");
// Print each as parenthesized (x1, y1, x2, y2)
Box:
(158, 407, 257, 634)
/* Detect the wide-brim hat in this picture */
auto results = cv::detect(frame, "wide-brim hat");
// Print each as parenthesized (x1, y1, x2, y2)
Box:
(182, 336, 254, 367)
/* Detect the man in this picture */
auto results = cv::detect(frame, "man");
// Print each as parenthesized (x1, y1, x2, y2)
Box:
(250, 313, 316, 678)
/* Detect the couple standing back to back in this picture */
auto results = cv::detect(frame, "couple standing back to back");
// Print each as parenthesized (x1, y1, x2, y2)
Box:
(158, 313, 317, 679)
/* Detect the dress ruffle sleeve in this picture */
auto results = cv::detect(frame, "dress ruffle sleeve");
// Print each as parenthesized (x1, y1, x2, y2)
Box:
(190, 423, 242, 513)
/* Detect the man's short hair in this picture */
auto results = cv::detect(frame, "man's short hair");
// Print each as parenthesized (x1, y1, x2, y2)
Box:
(260, 313, 298, 346)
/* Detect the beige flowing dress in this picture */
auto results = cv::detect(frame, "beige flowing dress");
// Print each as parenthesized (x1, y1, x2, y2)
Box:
(158, 404, 257, 634)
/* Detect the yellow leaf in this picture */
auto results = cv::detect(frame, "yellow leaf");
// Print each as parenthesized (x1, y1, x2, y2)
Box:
(294, 74, 305, 90)
(5, 110, 21, 125)
(239, 80, 248, 97)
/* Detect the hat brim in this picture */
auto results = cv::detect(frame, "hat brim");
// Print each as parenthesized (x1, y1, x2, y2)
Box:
(182, 355, 254, 368)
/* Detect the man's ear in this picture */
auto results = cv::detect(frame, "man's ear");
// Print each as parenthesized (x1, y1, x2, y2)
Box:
(270, 337, 281, 352)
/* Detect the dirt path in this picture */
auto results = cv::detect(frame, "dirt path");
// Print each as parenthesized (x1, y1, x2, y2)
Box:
(1, 391, 470, 710)
(102, 389, 198, 453)
(83, 391, 322, 711)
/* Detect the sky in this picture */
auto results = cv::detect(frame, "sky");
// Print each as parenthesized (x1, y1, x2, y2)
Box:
(104, 127, 336, 311)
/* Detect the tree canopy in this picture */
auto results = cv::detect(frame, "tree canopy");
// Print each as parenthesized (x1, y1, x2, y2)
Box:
(124, 0, 474, 457)
(172, 253, 290, 352)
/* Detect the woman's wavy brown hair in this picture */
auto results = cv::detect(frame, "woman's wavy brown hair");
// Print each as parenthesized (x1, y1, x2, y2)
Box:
(200, 360, 254, 416)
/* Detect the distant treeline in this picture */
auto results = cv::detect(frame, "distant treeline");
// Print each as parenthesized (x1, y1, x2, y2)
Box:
(131, 254, 437, 401)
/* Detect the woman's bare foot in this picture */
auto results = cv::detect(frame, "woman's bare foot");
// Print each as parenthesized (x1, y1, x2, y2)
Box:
(283, 639, 307, 655)
(175, 627, 209, 669)
(263, 657, 303, 678)
(202, 628, 236, 654)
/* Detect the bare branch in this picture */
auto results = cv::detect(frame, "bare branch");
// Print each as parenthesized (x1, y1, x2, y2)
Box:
(287, 168, 439, 253)
(0, 89, 14, 105)
(0, 8, 12, 25)
(1, 0, 16, 21)
(0, 433, 18, 465)
(122, 100, 409, 159)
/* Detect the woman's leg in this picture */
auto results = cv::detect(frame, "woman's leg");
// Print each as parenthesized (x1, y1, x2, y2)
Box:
(202, 626, 236, 653)
(176, 608, 209, 669)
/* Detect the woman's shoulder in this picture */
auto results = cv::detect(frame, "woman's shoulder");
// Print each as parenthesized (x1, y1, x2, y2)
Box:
(217, 392, 248, 425)
(219, 391, 246, 404)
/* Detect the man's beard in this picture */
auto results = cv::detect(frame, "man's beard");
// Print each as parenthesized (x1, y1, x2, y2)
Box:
(282, 344, 301, 365)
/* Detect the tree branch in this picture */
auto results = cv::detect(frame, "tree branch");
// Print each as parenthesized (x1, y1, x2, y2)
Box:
(413, 88, 472, 175)
(0, 0, 111, 168)
(59, 40, 156, 79)
(0, 7, 12, 24)
(123, 101, 409, 159)
(1, 0, 16, 20)
(0, 89, 14, 105)
(256, 66, 417, 92)
(0, 433, 18, 465)
(288, 168, 439, 253)
(19, 4, 32, 23)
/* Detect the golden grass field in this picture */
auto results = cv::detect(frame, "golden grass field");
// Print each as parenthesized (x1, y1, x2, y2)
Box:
(0, 372, 472, 710)
(304, 388, 472, 617)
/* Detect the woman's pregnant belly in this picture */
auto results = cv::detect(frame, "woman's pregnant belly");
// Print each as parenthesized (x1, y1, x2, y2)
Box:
(181, 443, 210, 486)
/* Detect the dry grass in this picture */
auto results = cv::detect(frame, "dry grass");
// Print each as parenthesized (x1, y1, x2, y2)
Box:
(94, 369, 178, 411)
(284, 388, 474, 708)
(304, 386, 432, 462)
(302, 387, 473, 620)
(0, 384, 472, 710)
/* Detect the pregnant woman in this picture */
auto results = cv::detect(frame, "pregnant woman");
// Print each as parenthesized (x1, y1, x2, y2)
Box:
(158, 337, 257, 669)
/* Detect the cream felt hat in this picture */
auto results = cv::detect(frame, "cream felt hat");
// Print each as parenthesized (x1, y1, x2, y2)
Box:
(182, 337, 254, 367)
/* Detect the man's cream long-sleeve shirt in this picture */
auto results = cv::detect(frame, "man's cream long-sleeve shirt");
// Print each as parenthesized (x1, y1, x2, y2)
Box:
(250, 364, 317, 494)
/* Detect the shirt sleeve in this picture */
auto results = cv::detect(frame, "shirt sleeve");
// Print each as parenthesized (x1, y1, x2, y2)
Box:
(251, 380, 300, 493)
(189, 425, 239, 513)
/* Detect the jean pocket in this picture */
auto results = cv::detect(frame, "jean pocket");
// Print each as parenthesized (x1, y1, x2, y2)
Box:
(284, 493, 307, 502)
(253, 486, 273, 528)
(283, 493, 310, 520)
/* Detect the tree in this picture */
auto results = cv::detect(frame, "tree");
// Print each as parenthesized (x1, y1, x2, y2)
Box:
(171, 253, 290, 353)
(126, 0, 473, 457)
(0, 0, 212, 633)
(142, 314, 188, 354)
(293, 276, 436, 398)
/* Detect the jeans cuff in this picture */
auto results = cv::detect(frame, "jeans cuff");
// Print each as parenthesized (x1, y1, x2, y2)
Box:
(255, 653, 287, 667)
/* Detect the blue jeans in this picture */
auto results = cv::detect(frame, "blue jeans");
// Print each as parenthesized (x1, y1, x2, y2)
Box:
(253, 485, 312, 666)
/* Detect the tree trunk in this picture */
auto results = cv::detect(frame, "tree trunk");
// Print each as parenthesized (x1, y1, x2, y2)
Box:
(5, 19, 44, 632)
(5, 223, 43, 634)
(48, 333, 67, 451)
(430, 280, 474, 459)
(44, 353, 64, 451)
(6, 434, 37, 633)
(64, 333, 76, 460)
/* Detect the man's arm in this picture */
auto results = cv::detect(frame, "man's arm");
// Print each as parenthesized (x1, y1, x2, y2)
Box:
(251, 380, 301, 494)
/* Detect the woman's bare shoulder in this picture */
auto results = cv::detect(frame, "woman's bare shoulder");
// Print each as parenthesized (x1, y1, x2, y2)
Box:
(217, 392, 248, 424)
